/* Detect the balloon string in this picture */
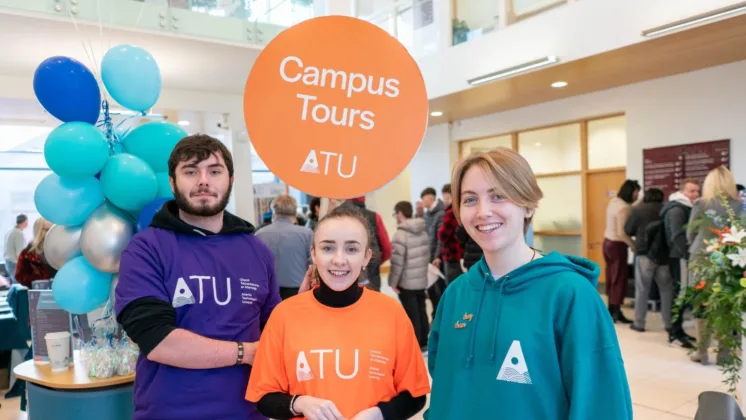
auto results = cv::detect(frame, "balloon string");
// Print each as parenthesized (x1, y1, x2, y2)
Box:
(97, 100, 144, 155)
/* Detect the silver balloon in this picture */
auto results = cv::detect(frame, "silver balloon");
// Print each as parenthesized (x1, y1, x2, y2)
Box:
(81, 202, 134, 273)
(44, 224, 83, 270)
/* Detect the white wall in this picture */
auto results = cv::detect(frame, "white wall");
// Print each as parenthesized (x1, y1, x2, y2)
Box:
(408, 123, 452, 205)
(449, 60, 746, 183)
(419, 0, 744, 99)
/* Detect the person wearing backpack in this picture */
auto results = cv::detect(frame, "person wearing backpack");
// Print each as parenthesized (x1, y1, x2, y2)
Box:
(624, 188, 680, 343)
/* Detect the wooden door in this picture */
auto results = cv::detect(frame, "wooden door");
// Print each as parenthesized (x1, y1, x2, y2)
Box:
(586, 170, 627, 283)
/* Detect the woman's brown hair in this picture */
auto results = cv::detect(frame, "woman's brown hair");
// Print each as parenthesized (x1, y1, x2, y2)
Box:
(451, 147, 544, 234)
(309, 208, 373, 287)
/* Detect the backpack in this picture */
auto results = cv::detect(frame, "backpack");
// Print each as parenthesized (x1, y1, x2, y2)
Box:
(644, 220, 670, 265)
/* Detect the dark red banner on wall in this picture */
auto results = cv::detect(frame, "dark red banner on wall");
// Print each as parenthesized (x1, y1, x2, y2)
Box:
(643, 139, 730, 199)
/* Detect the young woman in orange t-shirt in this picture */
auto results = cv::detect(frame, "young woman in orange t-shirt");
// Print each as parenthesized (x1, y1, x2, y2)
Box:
(246, 208, 430, 420)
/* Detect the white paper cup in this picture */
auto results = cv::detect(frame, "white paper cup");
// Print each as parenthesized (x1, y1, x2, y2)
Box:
(45, 331, 71, 372)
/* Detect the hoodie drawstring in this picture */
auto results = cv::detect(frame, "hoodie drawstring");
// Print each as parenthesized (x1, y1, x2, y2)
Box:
(465, 273, 488, 368)
(489, 277, 507, 362)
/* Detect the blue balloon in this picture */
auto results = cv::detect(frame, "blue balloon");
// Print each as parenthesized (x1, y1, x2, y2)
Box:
(44, 122, 110, 178)
(123, 121, 187, 172)
(155, 172, 174, 198)
(101, 44, 161, 111)
(35, 174, 105, 226)
(52, 256, 112, 314)
(101, 153, 158, 211)
(33, 56, 101, 125)
(137, 198, 169, 232)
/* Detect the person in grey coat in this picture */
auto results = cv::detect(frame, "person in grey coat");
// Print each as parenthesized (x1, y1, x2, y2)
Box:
(686, 167, 742, 364)
(389, 201, 430, 350)
(421, 187, 446, 318)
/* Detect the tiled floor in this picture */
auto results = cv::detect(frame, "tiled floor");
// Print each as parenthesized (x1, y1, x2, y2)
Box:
(0, 288, 734, 420)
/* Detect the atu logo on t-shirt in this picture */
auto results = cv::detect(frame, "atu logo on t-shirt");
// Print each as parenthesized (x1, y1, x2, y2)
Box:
(171, 275, 260, 308)
(296, 349, 360, 382)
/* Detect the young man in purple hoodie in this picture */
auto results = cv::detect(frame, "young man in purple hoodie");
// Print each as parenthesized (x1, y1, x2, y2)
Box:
(115, 134, 281, 420)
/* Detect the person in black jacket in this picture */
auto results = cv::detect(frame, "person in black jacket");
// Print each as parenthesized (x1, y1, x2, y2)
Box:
(624, 188, 679, 339)
(457, 225, 482, 270)
(660, 178, 700, 347)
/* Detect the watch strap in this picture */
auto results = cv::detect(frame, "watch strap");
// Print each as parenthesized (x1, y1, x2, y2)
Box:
(236, 342, 244, 365)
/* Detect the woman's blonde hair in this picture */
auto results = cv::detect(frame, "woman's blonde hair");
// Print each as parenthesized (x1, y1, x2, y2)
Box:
(451, 147, 544, 234)
(29, 217, 50, 255)
(702, 166, 738, 202)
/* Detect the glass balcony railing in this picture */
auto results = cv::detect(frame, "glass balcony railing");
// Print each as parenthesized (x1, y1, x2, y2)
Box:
(452, 0, 568, 46)
(0, 0, 317, 46)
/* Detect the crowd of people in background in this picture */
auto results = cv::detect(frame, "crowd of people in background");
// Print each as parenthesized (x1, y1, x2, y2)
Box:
(604, 165, 745, 365)
(2, 213, 55, 288)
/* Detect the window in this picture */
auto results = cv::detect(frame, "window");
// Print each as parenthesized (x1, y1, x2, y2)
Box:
(518, 124, 581, 175)
(460, 134, 512, 158)
(588, 115, 627, 170)
(533, 175, 582, 231)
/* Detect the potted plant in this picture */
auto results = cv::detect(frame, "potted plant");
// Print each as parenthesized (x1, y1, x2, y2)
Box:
(684, 192, 746, 396)
(452, 19, 469, 45)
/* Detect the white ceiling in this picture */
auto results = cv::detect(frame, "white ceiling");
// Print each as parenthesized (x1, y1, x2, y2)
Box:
(0, 12, 262, 95)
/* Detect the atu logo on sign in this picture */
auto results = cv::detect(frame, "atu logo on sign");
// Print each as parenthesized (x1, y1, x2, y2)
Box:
(243, 16, 429, 199)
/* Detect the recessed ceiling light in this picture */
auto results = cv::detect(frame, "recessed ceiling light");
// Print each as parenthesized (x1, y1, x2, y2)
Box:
(535, 142, 542, 147)
(178, 120, 191, 126)
(430, 111, 443, 117)
(551, 81, 568, 88)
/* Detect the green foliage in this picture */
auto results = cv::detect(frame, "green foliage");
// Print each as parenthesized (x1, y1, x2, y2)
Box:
(683, 192, 746, 394)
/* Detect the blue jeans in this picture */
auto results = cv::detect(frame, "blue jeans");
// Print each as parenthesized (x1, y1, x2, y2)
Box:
(4, 259, 17, 283)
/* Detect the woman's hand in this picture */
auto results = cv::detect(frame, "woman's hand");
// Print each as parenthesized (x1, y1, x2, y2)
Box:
(298, 265, 316, 293)
(293, 395, 346, 420)
(350, 407, 383, 420)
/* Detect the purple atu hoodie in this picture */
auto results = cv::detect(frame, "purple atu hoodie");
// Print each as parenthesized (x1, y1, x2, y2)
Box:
(115, 201, 281, 420)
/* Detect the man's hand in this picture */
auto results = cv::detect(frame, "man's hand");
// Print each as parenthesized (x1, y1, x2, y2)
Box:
(241, 342, 258, 365)
(432, 258, 441, 268)
(293, 395, 346, 420)
(351, 407, 383, 420)
(298, 265, 316, 293)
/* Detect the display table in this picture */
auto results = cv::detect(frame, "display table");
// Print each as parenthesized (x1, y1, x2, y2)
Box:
(13, 360, 134, 420)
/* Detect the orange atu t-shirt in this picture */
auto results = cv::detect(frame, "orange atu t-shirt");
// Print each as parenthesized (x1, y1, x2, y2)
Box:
(246, 288, 431, 418)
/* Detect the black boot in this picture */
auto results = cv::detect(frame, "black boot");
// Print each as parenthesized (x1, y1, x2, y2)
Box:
(612, 305, 633, 324)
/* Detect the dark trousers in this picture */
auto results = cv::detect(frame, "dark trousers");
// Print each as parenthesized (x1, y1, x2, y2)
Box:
(444, 260, 462, 285)
(399, 289, 429, 348)
(280, 287, 298, 300)
(603, 239, 629, 305)
(669, 257, 686, 335)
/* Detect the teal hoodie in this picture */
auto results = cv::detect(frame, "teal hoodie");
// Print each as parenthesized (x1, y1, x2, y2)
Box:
(425, 252, 632, 420)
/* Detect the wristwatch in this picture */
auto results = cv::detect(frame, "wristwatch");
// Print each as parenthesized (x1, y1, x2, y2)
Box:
(236, 342, 244, 365)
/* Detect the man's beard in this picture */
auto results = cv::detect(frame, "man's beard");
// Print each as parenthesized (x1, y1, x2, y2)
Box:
(174, 183, 232, 217)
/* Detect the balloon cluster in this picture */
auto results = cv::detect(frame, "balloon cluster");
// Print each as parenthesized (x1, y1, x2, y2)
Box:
(33, 45, 187, 314)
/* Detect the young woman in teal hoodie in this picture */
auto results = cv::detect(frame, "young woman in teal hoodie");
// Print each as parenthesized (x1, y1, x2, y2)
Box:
(426, 148, 632, 420)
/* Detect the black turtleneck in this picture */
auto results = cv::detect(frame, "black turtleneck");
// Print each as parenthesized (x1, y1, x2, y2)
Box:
(313, 278, 363, 307)
(256, 282, 426, 420)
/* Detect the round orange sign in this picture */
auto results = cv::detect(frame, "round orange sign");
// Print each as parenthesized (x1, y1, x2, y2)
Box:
(243, 16, 429, 199)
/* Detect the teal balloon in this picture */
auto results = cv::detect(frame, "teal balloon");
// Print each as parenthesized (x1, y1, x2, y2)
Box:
(52, 256, 112, 314)
(34, 174, 105, 226)
(155, 172, 174, 198)
(101, 153, 158, 211)
(44, 122, 109, 178)
(101, 44, 161, 111)
(123, 121, 187, 172)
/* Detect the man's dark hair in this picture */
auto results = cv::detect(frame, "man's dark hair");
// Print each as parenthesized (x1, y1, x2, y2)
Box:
(16, 214, 27, 225)
(168, 134, 234, 179)
(394, 201, 413, 219)
(617, 180, 641, 204)
(643, 188, 664, 203)
(420, 187, 437, 199)
(442, 184, 451, 194)
(738, 184, 745, 192)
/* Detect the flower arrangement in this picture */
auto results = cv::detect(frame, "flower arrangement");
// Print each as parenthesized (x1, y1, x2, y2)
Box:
(684, 192, 746, 394)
